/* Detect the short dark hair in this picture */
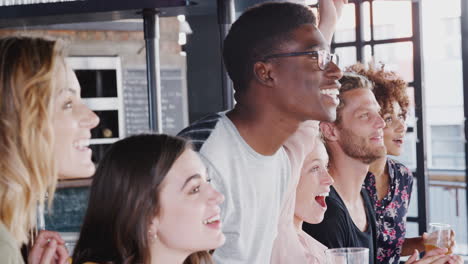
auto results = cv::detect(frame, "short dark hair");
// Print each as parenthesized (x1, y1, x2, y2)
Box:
(335, 72, 373, 124)
(72, 134, 212, 264)
(223, 2, 317, 93)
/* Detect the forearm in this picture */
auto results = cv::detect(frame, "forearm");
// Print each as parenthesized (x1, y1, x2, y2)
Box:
(401, 237, 425, 256)
(318, 0, 347, 45)
(318, 1, 337, 45)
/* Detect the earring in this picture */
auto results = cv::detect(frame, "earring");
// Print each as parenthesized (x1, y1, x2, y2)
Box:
(148, 230, 158, 243)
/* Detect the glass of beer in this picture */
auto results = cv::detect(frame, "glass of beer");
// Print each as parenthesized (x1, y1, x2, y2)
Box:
(325, 247, 369, 264)
(424, 223, 452, 254)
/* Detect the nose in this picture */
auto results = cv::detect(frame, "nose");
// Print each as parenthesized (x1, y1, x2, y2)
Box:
(321, 170, 334, 186)
(208, 184, 225, 205)
(324, 61, 343, 81)
(395, 118, 407, 133)
(375, 114, 385, 129)
(79, 104, 100, 129)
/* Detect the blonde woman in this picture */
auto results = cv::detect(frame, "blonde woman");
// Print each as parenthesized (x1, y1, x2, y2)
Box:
(0, 36, 99, 264)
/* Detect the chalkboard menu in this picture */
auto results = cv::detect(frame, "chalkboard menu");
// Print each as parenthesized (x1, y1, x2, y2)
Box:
(123, 68, 188, 136)
(44, 187, 89, 232)
(123, 69, 150, 135)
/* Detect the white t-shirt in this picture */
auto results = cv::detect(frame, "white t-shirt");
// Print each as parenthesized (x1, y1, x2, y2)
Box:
(178, 112, 290, 264)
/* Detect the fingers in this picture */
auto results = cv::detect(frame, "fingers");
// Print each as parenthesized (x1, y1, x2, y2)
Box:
(406, 250, 419, 263)
(55, 243, 70, 264)
(35, 230, 66, 246)
(422, 232, 428, 241)
(39, 239, 57, 264)
(448, 255, 463, 264)
(450, 229, 456, 245)
(424, 247, 448, 257)
(416, 255, 449, 264)
(430, 255, 454, 264)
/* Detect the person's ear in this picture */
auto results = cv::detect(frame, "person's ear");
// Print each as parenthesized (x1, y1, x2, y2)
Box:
(148, 217, 160, 242)
(253, 61, 275, 87)
(320, 122, 339, 141)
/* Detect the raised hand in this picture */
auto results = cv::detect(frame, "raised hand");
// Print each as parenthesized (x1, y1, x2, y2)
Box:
(318, 0, 349, 44)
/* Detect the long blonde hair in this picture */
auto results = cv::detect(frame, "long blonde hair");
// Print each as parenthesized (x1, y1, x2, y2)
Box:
(0, 36, 64, 244)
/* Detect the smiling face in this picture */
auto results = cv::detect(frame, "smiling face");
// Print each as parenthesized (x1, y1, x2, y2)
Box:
(336, 88, 386, 164)
(382, 101, 407, 156)
(267, 24, 342, 123)
(295, 140, 334, 224)
(53, 63, 99, 179)
(154, 149, 225, 254)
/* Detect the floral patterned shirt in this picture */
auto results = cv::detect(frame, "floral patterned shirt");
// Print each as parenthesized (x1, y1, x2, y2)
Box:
(364, 158, 414, 264)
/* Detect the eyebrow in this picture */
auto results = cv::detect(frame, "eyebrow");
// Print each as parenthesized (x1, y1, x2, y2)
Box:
(57, 88, 77, 96)
(304, 44, 322, 50)
(355, 104, 380, 114)
(181, 174, 202, 191)
(309, 43, 330, 50)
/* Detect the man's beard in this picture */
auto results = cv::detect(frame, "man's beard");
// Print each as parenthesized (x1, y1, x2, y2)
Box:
(339, 127, 386, 164)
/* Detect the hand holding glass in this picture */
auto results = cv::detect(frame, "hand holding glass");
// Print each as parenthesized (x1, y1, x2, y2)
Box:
(325, 247, 369, 264)
(424, 223, 452, 255)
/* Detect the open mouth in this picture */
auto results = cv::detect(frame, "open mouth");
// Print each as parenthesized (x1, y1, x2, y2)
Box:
(203, 214, 221, 226)
(393, 138, 404, 145)
(370, 136, 383, 143)
(314, 192, 329, 208)
(320, 89, 340, 105)
(73, 139, 90, 151)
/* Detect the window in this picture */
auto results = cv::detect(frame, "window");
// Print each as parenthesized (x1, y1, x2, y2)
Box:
(430, 125, 464, 169)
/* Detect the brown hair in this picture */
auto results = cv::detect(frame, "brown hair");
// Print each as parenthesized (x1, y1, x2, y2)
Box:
(335, 72, 373, 124)
(0, 36, 64, 244)
(72, 134, 213, 264)
(346, 62, 409, 116)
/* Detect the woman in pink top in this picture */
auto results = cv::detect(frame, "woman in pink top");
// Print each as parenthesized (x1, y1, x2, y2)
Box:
(270, 122, 329, 264)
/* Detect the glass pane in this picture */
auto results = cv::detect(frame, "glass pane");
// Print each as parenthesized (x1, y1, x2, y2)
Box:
(372, 1, 413, 40)
(334, 46, 356, 70)
(422, 0, 464, 170)
(406, 221, 419, 238)
(334, 3, 356, 43)
(430, 125, 464, 170)
(92, 110, 120, 139)
(363, 45, 372, 64)
(362, 1, 371, 41)
(407, 177, 418, 218)
(373, 41, 414, 82)
(76, 70, 117, 98)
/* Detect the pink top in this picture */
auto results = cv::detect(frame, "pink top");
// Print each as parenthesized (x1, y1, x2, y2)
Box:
(270, 121, 327, 264)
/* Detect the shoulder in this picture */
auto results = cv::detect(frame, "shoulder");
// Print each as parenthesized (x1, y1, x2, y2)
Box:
(388, 158, 413, 182)
(0, 236, 23, 264)
(322, 191, 349, 223)
(177, 113, 224, 152)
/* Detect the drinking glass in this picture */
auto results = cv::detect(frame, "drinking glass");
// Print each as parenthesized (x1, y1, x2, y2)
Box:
(325, 247, 369, 264)
(424, 223, 452, 254)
